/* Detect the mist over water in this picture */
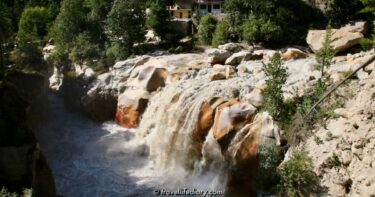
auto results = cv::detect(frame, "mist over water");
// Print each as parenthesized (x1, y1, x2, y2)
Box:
(35, 93, 228, 197)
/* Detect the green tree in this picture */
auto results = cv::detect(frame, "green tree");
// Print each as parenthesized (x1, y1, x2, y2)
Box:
(106, 0, 147, 58)
(50, 0, 87, 51)
(316, 26, 335, 80)
(0, 2, 13, 79)
(211, 21, 230, 47)
(147, 0, 169, 41)
(17, 6, 49, 41)
(278, 150, 320, 197)
(197, 15, 217, 45)
(263, 53, 288, 120)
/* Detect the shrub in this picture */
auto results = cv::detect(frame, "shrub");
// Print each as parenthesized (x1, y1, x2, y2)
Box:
(10, 42, 44, 70)
(68, 32, 100, 64)
(315, 26, 335, 79)
(322, 153, 341, 169)
(197, 15, 217, 45)
(262, 53, 288, 120)
(278, 150, 320, 197)
(256, 142, 283, 191)
(17, 6, 49, 41)
(211, 21, 230, 47)
(242, 18, 282, 43)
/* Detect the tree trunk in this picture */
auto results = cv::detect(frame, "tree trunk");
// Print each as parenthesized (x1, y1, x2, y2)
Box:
(0, 37, 4, 80)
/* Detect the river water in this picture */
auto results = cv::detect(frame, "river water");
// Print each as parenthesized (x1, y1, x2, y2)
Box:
(35, 93, 158, 197)
(35, 92, 227, 197)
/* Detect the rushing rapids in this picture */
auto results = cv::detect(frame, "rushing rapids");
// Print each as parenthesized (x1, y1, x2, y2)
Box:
(38, 50, 289, 196)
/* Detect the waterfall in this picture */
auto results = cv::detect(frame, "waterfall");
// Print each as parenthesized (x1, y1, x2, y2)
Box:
(130, 77, 253, 191)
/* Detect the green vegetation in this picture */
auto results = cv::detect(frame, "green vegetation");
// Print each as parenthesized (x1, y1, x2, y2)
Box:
(360, 0, 375, 48)
(224, 0, 322, 44)
(107, 0, 147, 58)
(277, 150, 320, 197)
(212, 21, 230, 47)
(242, 18, 282, 43)
(147, 0, 169, 42)
(322, 153, 341, 169)
(197, 15, 218, 45)
(262, 53, 288, 121)
(256, 142, 283, 192)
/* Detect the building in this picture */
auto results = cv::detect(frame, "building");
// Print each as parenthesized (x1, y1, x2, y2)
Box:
(168, 0, 225, 19)
(196, 0, 225, 15)
(168, 0, 194, 19)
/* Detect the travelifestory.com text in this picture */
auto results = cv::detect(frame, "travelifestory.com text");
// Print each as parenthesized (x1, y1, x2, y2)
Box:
(153, 188, 224, 196)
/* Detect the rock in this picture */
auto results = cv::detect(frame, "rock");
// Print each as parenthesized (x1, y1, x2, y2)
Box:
(212, 99, 257, 144)
(342, 21, 368, 34)
(340, 150, 352, 165)
(230, 112, 281, 161)
(81, 88, 118, 122)
(244, 88, 264, 107)
(137, 66, 168, 92)
(282, 48, 308, 61)
(113, 55, 151, 69)
(209, 72, 226, 81)
(306, 22, 367, 53)
(225, 51, 253, 65)
(225, 65, 236, 79)
(116, 90, 149, 128)
(49, 67, 64, 92)
(206, 48, 231, 65)
(0, 146, 30, 182)
(253, 49, 278, 61)
(218, 43, 243, 52)
(195, 97, 226, 141)
(225, 112, 280, 197)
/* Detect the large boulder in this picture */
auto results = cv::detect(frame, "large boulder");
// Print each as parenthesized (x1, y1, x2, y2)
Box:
(306, 21, 368, 53)
(206, 48, 231, 65)
(218, 43, 243, 53)
(225, 112, 281, 197)
(225, 51, 253, 65)
(115, 90, 149, 128)
(195, 97, 226, 142)
(81, 88, 118, 122)
(137, 66, 168, 92)
(243, 88, 264, 107)
(212, 99, 257, 147)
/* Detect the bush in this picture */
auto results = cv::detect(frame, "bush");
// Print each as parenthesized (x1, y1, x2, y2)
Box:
(17, 6, 49, 41)
(211, 21, 230, 47)
(256, 142, 283, 192)
(68, 32, 100, 64)
(242, 18, 282, 43)
(278, 150, 320, 197)
(10, 42, 44, 70)
(262, 53, 288, 120)
(197, 15, 217, 45)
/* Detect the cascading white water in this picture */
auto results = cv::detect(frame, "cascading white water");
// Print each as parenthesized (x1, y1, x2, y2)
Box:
(129, 77, 254, 191)
(35, 75, 254, 196)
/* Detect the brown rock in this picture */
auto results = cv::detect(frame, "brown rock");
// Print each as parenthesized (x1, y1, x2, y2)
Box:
(195, 97, 226, 141)
(282, 48, 308, 61)
(307, 22, 368, 53)
(206, 49, 231, 65)
(116, 91, 149, 128)
(212, 99, 257, 144)
(138, 66, 168, 92)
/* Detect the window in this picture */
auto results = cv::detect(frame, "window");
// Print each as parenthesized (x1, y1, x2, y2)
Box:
(213, 4, 220, 10)
(200, 4, 207, 10)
